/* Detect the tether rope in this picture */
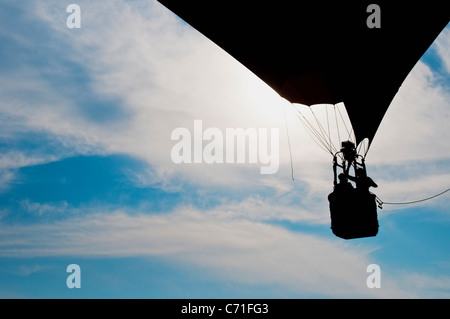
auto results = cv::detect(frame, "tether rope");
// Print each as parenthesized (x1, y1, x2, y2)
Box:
(376, 188, 450, 208)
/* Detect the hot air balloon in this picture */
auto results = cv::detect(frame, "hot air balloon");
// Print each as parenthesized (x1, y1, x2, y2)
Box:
(158, 0, 448, 239)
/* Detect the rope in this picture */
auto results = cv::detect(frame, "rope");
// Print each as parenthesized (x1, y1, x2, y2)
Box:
(310, 107, 338, 154)
(325, 105, 332, 149)
(283, 105, 295, 180)
(291, 104, 334, 155)
(376, 188, 450, 208)
(289, 103, 357, 158)
(336, 104, 354, 144)
(333, 105, 341, 147)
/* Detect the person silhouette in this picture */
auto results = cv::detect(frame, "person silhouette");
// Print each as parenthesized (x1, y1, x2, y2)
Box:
(335, 173, 354, 194)
(349, 168, 377, 193)
(328, 172, 354, 204)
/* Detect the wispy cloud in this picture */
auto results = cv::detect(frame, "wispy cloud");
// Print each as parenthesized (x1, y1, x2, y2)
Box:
(2, 0, 289, 184)
(0, 207, 410, 297)
(0, 0, 448, 299)
(395, 273, 450, 298)
(0, 169, 15, 193)
(434, 25, 450, 73)
(370, 60, 450, 164)
(2, 0, 447, 196)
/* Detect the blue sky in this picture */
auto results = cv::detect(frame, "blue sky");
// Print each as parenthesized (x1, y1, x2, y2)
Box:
(0, 0, 449, 298)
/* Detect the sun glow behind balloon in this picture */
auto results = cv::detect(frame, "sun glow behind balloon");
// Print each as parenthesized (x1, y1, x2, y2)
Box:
(231, 66, 288, 125)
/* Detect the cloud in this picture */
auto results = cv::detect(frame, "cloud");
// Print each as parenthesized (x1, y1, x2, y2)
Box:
(14, 264, 54, 277)
(0, 0, 448, 299)
(373, 168, 450, 213)
(0, 169, 15, 193)
(395, 273, 450, 298)
(0, 206, 409, 297)
(435, 25, 450, 73)
(213, 196, 328, 224)
(0, 1, 447, 189)
(5, 197, 450, 297)
(363, 27, 450, 213)
(18, 199, 70, 217)
(0, 0, 288, 188)
(1, 0, 445, 197)
(369, 61, 450, 164)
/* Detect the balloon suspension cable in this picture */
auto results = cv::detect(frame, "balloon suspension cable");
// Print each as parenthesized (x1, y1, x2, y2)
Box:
(289, 103, 335, 156)
(333, 105, 341, 146)
(291, 102, 362, 159)
(309, 107, 339, 154)
(357, 139, 369, 159)
(335, 104, 355, 146)
(283, 104, 295, 180)
(375, 188, 450, 209)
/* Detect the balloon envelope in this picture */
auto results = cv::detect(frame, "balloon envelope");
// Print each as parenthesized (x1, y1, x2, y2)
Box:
(158, 1, 448, 148)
